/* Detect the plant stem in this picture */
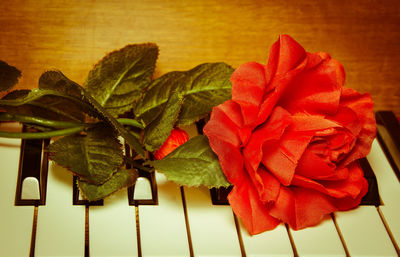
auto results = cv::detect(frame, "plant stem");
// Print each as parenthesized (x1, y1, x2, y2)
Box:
(125, 157, 154, 172)
(0, 112, 144, 139)
(116, 118, 144, 129)
(0, 113, 82, 128)
(0, 126, 85, 139)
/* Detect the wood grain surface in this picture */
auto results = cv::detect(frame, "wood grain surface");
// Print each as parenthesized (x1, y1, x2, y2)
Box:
(1, 0, 399, 115)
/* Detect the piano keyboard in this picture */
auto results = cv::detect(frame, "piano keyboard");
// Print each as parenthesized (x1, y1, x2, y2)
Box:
(0, 111, 399, 257)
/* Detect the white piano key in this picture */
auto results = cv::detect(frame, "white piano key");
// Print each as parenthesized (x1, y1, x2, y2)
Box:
(379, 205, 400, 253)
(240, 223, 293, 257)
(89, 188, 138, 257)
(290, 217, 346, 257)
(34, 162, 85, 257)
(139, 172, 191, 256)
(367, 139, 400, 205)
(184, 186, 242, 257)
(368, 140, 400, 252)
(0, 136, 34, 257)
(134, 176, 153, 200)
(334, 206, 397, 257)
(21, 176, 40, 200)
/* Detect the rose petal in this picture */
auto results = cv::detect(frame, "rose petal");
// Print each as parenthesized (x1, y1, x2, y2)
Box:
(204, 101, 247, 184)
(323, 161, 367, 200)
(278, 52, 344, 116)
(228, 178, 280, 235)
(258, 167, 281, 204)
(332, 176, 369, 210)
(269, 180, 337, 230)
(295, 149, 349, 181)
(339, 88, 377, 165)
(292, 174, 350, 198)
(256, 35, 308, 126)
(245, 164, 281, 204)
(291, 187, 337, 230)
(243, 106, 292, 172)
(326, 106, 362, 137)
(266, 34, 307, 81)
(207, 138, 246, 185)
(268, 186, 296, 225)
(231, 62, 267, 126)
(204, 100, 242, 148)
(292, 160, 367, 201)
(290, 114, 340, 132)
(261, 128, 314, 186)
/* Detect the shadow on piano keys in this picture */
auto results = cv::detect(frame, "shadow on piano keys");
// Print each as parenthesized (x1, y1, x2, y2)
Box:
(0, 111, 399, 257)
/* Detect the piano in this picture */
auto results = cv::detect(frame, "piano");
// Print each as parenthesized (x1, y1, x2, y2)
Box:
(0, 111, 399, 257)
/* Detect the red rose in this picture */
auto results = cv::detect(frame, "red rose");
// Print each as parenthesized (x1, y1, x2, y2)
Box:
(204, 35, 376, 235)
(153, 128, 189, 160)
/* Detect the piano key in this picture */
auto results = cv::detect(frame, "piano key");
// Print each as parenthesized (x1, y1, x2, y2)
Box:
(367, 139, 400, 206)
(89, 188, 138, 257)
(239, 223, 293, 257)
(34, 162, 86, 257)
(379, 205, 400, 253)
(375, 111, 400, 181)
(21, 176, 41, 200)
(138, 172, 191, 256)
(133, 176, 153, 200)
(0, 132, 34, 257)
(290, 217, 346, 257)
(359, 158, 381, 206)
(368, 136, 400, 253)
(125, 140, 158, 206)
(128, 168, 158, 206)
(334, 206, 398, 257)
(210, 187, 294, 256)
(181, 122, 243, 255)
(71, 176, 103, 257)
(183, 185, 243, 256)
(211, 187, 294, 256)
(210, 186, 232, 205)
(15, 137, 49, 205)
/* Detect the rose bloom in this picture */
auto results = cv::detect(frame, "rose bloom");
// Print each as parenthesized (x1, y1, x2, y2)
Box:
(204, 35, 376, 235)
(153, 128, 189, 160)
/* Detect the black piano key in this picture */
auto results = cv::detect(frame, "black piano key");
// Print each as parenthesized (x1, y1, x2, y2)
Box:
(125, 144, 158, 206)
(15, 135, 49, 206)
(195, 118, 207, 135)
(210, 186, 232, 205)
(360, 158, 381, 206)
(375, 111, 400, 182)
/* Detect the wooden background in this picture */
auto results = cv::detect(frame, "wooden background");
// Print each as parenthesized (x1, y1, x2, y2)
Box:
(1, 0, 399, 116)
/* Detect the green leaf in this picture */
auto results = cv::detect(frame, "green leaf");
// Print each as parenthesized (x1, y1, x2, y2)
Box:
(149, 135, 230, 188)
(143, 91, 183, 152)
(134, 71, 185, 126)
(86, 43, 158, 117)
(177, 63, 234, 125)
(38, 70, 101, 120)
(0, 89, 87, 122)
(48, 125, 124, 184)
(39, 71, 145, 156)
(0, 60, 21, 92)
(78, 168, 139, 201)
(134, 62, 233, 126)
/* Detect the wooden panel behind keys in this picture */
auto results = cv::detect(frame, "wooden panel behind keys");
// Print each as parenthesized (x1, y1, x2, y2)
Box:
(0, 0, 400, 116)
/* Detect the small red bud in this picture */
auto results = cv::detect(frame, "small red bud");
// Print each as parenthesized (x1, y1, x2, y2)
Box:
(153, 128, 189, 160)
